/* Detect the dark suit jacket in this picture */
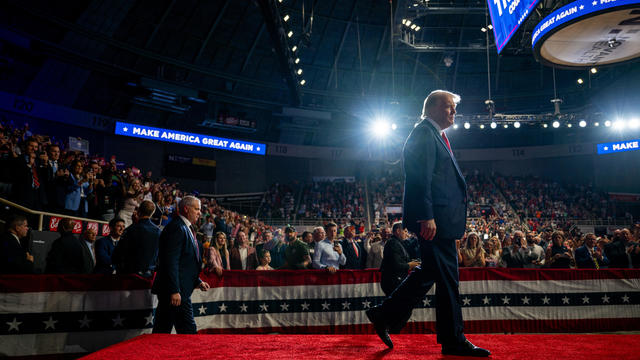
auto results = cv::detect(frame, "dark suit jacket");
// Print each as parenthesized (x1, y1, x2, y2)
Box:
(152, 217, 203, 298)
(402, 120, 467, 240)
(95, 236, 117, 274)
(380, 236, 411, 295)
(46, 232, 94, 274)
(340, 238, 365, 269)
(605, 239, 630, 268)
(0, 232, 34, 274)
(113, 219, 161, 274)
(230, 247, 259, 270)
(575, 245, 609, 269)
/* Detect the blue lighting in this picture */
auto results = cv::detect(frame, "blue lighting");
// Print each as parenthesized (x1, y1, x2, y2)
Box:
(597, 138, 640, 155)
(488, 0, 540, 54)
(114, 121, 266, 155)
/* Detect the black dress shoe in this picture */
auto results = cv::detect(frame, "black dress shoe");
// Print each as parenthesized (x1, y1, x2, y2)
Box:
(365, 307, 393, 349)
(441, 339, 490, 357)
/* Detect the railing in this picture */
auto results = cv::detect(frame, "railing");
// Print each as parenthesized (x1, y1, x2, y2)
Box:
(0, 197, 107, 230)
(524, 217, 632, 227)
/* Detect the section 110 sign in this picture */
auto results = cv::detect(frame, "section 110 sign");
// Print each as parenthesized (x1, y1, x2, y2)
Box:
(488, 0, 541, 53)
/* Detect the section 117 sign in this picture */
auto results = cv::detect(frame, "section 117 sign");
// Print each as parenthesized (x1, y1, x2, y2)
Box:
(488, 0, 541, 53)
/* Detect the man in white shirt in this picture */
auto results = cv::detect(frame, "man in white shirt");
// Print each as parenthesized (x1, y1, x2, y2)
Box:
(312, 222, 346, 273)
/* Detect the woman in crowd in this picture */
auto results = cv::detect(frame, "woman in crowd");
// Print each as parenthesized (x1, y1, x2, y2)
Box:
(484, 236, 502, 267)
(117, 178, 143, 228)
(461, 232, 486, 267)
(207, 231, 230, 276)
(64, 160, 94, 217)
(546, 231, 573, 268)
(256, 250, 273, 270)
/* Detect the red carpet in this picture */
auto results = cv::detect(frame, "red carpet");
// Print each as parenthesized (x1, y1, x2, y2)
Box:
(80, 334, 640, 360)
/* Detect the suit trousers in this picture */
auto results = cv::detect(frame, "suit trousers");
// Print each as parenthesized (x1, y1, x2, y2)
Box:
(378, 235, 465, 345)
(152, 294, 197, 334)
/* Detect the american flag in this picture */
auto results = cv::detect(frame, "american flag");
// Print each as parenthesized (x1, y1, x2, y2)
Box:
(1, 269, 639, 358)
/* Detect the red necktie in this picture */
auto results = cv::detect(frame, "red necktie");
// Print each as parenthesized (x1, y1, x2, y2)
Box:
(351, 241, 359, 257)
(32, 166, 40, 188)
(441, 132, 452, 153)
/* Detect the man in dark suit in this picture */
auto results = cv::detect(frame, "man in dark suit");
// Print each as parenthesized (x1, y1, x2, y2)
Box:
(575, 233, 609, 269)
(46, 218, 94, 274)
(380, 222, 420, 296)
(152, 196, 209, 334)
(229, 230, 259, 270)
(0, 215, 34, 274)
(94, 218, 125, 274)
(366, 90, 490, 356)
(340, 225, 365, 269)
(113, 200, 161, 277)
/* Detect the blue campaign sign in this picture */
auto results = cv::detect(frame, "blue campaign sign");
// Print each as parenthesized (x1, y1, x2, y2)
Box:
(488, 0, 541, 53)
(532, 0, 640, 49)
(114, 122, 266, 155)
(597, 139, 640, 154)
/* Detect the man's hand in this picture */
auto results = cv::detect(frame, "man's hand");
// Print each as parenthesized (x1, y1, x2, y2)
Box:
(199, 282, 210, 291)
(170, 293, 181, 306)
(326, 266, 337, 274)
(25, 252, 34, 263)
(408, 261, 420, 270)
(333, 243, 342, 255)
(419, 219, 436, 241)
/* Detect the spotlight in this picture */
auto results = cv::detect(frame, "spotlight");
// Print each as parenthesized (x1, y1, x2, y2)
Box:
(543, 123, 548, 128)
(453, 124, 459, 129)
(391, 123, 398, 130)
(283, 14, 290, 22)
(402, 19, 407, 25)
(372, 119, 390, 137)
(278, 0, 283, 2)
(488, 24, 493, 30)
(503, 124, 508, 128)
(514, 121, 521, 128)
(463, 122, 470, 129)
(594, 122, 600, 127)
(415, 26, 421, 31)
(299, 79, 306, 85)
(287, 30, 293, 38)
(577, 78, 584, 85)
(410, 24, 417, 30)
(406, 20, 412, 26)
(567, 123, 572, 128)
(552, 121, 560, 128)
(481, 27, 487, 32)
(292, 45, 298, 52)
(579, 120, 587, 127)
(490, 122, 497, 129)
(591, 68, 597, 74)
(480, 124, 485, 129)
(613, 120, 625, 129)
(629, 118, 640, 129)
(294, 58, 300, 64)
(296, 68, 303, 75)
(604, 120, 611, 127)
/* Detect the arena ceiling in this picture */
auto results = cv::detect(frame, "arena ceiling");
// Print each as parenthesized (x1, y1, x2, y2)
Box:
(1, 0, 639, 136)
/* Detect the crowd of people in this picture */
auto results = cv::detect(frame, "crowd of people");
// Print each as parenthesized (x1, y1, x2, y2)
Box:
(1, 120, 639, 278)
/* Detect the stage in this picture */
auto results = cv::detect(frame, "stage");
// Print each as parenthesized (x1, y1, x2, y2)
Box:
(80, 334, 640, 360)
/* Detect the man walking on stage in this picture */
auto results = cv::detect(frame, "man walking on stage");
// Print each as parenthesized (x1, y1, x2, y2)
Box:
(366, 90, 490, 357)
(152, 195, 210, 334)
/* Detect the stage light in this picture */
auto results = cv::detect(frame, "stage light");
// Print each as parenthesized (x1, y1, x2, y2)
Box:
(372, 119, 390, 137)
(612, 120, 625, 129)
(577, 78, 584, 85)
(464, 122, 470, 129)
(391, 123, 398, 130)
(628, 118, 639, 129)
(415, 26, 421, 31)
(287, 30, 293, 38)
(579, 120, 587, 127)
(591, 68, 597, 74)
(294, 58, 300, 64)
(481, 27, 487, 32)
(488, 24, 493, 30)
(552, 121, 560, 128)
(480, 124, 485, 129)
(594, 122, 600, 127)
(278, 0, 283, 2)
(299, 79, 306, 85)
(292, 45, 298, 52)
(490, 122, 497, 129)
(567, 123, 572, 128)
(402, 19, 407, 25)
(406, 20, 412, 26)
(514, 121, 521, 128)
(410, 24, 417, 30)
(543, 123, 548, 128)
(453, 124, 459, 129)
(604, 120, 611, 127)
(296, 68, 303, 75)
(283, 14, 290, 22)
(503, 124, 508, 128)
